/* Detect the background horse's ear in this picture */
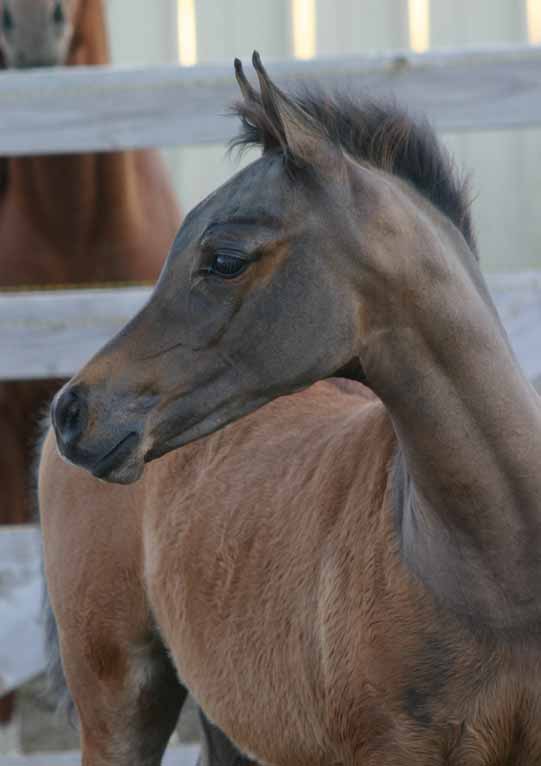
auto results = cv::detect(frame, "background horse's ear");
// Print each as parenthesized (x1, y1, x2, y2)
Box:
(247, 51, 336, 169)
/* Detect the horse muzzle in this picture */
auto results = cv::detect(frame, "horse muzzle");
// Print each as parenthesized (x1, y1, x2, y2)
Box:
(51, 384, 145, 484)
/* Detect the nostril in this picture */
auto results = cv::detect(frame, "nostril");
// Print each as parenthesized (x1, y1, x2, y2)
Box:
(62, 391, 79, 428)
(52, 386, 87, 448)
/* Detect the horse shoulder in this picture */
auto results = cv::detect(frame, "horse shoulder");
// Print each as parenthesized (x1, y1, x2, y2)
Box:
(140, 385, 408, 759)
(40, 428, 147, 614)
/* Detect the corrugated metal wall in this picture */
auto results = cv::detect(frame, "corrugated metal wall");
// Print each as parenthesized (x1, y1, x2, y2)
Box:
(106, 0, 541, 272)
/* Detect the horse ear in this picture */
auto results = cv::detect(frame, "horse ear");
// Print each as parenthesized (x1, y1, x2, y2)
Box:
(239, 51, 334, 169)
(234, 57, 258, 103)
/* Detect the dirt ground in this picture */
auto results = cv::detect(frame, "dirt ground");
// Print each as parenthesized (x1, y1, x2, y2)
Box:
(12, 674, 201, 754)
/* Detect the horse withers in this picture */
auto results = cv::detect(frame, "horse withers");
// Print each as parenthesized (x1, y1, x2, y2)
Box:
(41, 54, 541, 765)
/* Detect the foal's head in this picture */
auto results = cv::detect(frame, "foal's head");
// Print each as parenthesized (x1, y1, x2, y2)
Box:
(0, 0, 79, 68)
(52, 53, 476, 484)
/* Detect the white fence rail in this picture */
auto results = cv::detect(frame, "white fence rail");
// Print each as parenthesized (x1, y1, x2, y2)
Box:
(1, 45, 541, 156)
(0, 288, 148, 380)
(0, 527, 45, 696)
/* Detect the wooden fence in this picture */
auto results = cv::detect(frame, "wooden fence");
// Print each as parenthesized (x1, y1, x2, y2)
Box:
(1, 45, 541, 157)
(1, 44, 541, 761)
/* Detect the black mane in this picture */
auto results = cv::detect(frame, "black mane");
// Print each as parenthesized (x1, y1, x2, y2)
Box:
(233, 91, 476, 256)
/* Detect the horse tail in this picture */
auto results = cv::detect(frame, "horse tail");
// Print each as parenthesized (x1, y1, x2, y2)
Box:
(36, 414, 76, 723)
(0, 47, 8, 197)
(42, 580, 75, 721)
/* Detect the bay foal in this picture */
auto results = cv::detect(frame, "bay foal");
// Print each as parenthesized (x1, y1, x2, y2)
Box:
(42, 55, 541, 764)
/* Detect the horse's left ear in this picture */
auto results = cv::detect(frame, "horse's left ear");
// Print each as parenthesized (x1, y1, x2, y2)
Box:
(250, 51, 335, 169)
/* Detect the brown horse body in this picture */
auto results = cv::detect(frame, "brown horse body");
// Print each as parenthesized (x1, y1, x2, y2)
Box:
(0, 0, 179, 524)
(40, 382, 541, 765)
(41, 56, 541, 764)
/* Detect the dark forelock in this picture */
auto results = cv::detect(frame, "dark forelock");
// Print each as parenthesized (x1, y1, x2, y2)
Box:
(232, 91, 476, 256)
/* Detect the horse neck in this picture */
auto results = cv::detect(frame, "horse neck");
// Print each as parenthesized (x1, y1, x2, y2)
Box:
(359, 199, 541, 629)
(69, 0, 110, 66)
(6, 1, 139, 244)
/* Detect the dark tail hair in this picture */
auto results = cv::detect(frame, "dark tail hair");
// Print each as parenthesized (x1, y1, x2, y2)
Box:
(42, 580, 75, 721)
(36, 413, 77, 723)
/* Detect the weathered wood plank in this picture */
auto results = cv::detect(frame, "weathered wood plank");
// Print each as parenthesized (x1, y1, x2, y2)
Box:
(0, 45, 541, 156)
(0, 273, 540, 382)
(0, 287, 149, 380)
(0, 744, 199, 765)
(0, 526, 46, 695)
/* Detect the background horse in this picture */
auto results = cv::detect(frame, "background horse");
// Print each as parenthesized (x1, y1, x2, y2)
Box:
(42, 54, 541, 765)
(0, 0, 180, 525)
(0, 0, 179, 747)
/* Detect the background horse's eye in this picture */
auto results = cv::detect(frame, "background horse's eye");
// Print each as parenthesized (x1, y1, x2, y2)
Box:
(52, 1, 65, 25)
(2, 6, 13, 32)
(210, 252, 249, 278)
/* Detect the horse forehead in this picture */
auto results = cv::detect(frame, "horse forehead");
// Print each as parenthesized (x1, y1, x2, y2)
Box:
(5, 0, 52, 20)
(198, 153, 286, 222)
(169, 155, 287, 257)
(6, 0, 77, 10)
(4, 0, 79, 28)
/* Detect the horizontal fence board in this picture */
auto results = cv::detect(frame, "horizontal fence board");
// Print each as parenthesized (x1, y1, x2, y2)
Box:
(1, 45, 541, 155)
(0, 273, 540, 383)
(0, 526, 45, 695)
(0, 745, 199, 766)
(0, 287, 149, 380)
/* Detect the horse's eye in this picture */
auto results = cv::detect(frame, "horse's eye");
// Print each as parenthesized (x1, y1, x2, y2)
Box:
(210, 252, 249, 279)
(2, 6, 14, 33)
(52, 1, 64, 25)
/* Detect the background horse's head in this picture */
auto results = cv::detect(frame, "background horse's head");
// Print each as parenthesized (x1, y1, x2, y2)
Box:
(0, 0, 85, 68)
(52, 53, 477, 484)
